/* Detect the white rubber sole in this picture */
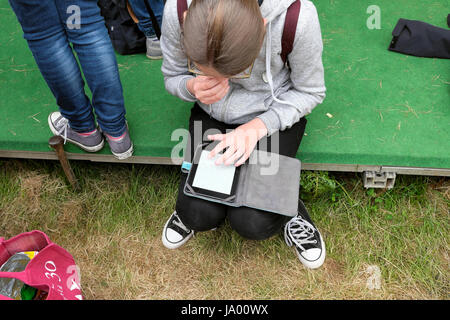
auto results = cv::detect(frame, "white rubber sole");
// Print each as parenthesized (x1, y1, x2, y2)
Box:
(111, 143, 134, 160)
(295, 232, 326, 270)
(146, 54, 163, 60)
(48, 113, 104, 153)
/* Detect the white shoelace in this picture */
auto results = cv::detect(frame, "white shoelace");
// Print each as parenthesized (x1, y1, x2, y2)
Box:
(284, 216, 318, 251)
(172, 213, 191, 234)
(55, 116, 69, 145)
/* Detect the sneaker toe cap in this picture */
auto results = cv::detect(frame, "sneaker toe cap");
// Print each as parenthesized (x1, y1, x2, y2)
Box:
(300, 248, 322, 262)
(49, 111, 63, 125)
(165, 228, 184, 244)
(299, 247, 326, 269)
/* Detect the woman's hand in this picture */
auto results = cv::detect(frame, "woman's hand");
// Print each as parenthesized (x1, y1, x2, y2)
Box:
(207, 118, 268, 167)
(187, 76, 229, 104)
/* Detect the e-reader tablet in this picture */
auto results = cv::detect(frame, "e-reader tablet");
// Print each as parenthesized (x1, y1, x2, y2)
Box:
(185, 143, 240, 202)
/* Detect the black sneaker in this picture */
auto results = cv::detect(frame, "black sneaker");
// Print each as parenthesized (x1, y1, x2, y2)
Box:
(284, 200, 326, 269)
(162, 211, 194, 249)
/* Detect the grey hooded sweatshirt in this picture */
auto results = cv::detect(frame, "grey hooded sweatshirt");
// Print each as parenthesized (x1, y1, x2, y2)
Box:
(160, 0, 326, 136)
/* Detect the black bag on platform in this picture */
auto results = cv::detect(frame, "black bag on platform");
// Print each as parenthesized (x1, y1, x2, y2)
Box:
(388, 17, 450, 59)
(98, 0, 161, 55)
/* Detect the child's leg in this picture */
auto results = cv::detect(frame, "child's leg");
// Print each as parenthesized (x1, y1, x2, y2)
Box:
(128, 0, 164, 38)
(8, 0, 96, 133)
(128, 0, 164, 59)
(60, 0, 127, 137)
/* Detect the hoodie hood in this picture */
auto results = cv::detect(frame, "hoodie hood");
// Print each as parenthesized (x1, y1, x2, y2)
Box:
(260, 0, 297, 23)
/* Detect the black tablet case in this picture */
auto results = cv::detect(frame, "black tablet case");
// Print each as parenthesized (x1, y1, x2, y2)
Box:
(184, 143, 301, 217)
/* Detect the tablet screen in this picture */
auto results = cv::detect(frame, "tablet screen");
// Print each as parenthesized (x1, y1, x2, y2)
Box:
(192, 150, 236, 195)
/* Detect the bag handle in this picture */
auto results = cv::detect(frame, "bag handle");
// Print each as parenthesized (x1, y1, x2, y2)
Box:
(0, 271, 28, 283)
(177, 0, 188, 27)
(144, 0, 162, 39)
(281, 0, 301, 65)
(0, 232, 51, 299)
(0, 235, 27, 284)
(126, 0, 162, 39)
(0, 231, 50, 269)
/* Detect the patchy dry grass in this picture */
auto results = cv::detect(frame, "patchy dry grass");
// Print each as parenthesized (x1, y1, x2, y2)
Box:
(0, 159, 448, 300)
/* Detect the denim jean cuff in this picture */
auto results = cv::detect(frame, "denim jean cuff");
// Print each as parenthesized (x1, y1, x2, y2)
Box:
(66, 116, 97, 134)
(101, 123, 127, 138)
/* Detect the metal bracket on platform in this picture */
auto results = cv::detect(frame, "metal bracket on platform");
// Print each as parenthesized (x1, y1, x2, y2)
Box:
(363, 171, 396, 189)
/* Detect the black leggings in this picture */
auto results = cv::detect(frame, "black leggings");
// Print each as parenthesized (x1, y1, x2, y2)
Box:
(176, 104, 307, 240)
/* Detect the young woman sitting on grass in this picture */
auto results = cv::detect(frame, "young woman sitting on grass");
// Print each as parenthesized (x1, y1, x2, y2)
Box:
(160, 0, 327, 269)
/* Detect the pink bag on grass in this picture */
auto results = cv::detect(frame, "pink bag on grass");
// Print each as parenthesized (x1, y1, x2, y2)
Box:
(0, 230, 83, 300)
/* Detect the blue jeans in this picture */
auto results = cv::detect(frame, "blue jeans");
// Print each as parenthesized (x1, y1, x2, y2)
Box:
(8, 0, 127, 136)
(128, 0, 164, 38)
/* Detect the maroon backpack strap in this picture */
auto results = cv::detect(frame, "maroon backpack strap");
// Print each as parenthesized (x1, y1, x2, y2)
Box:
(177, 0, 188, 27)
(281, 0, 301, 65)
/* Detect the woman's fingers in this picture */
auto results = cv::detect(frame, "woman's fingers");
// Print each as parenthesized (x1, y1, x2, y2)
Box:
(195, 76, 221, 90)
(195, 78, 229, 104)
(212, 82, 230, 101)
(208, 137, 227, 159)
(195, 76, 225, 92)
(215, 144, 237, 165)
(207, 131, 249, 166)
(234, 149, 252, 167)
(198, 86, 229, 104)
(223, 146, 246, 166)
(207, 126, 258, 167)
(207, 133, 225, 141)
(199, 87, 228, 104)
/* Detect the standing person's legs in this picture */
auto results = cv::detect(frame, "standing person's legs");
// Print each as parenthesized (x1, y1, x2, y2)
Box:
(227, 118, 307, 240)
(59, 0, 127, 138)
(58, 0, 133, 159)
(128, 0, 164, 59)
(128, 0, 164, 38)
(8, 0, 97, 134)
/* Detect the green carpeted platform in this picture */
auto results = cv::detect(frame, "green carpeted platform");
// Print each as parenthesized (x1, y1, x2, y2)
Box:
(1, 0, 449, 175)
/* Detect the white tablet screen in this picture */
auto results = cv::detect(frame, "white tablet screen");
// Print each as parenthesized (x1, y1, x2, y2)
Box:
(192, 150, 236, 195)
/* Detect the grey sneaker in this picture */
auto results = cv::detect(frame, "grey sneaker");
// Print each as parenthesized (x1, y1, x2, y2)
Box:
(48, 111, 104, 152)
(104, 126, 133, 160)
(146, 36, 162, 60)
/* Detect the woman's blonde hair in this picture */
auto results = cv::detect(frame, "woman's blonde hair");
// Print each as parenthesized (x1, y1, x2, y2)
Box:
(182, 0, 266, 77)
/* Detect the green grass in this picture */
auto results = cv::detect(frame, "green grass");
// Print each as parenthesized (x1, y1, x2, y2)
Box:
(0, 159, 448, 299)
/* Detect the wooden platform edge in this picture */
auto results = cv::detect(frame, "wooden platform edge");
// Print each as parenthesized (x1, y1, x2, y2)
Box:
(1, 149, 449, 177)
